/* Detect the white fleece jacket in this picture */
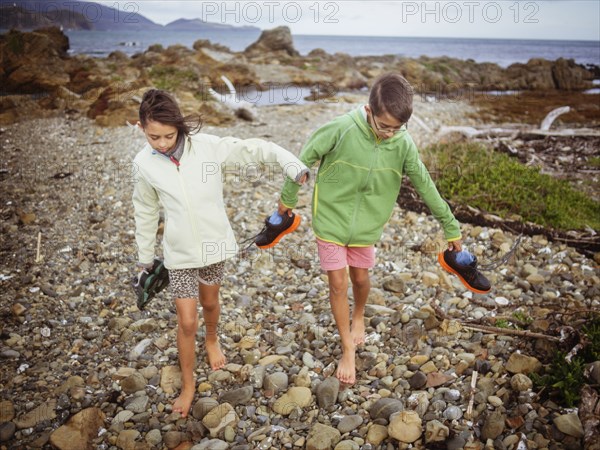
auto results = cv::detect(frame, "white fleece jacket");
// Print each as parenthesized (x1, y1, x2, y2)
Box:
(132, 133, 307, 269)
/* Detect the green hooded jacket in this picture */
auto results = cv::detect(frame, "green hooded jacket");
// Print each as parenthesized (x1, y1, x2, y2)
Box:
(280, 106, 461, 246)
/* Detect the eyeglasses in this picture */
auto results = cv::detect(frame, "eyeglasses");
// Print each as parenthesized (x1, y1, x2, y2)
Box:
(369, 111, 406, 135)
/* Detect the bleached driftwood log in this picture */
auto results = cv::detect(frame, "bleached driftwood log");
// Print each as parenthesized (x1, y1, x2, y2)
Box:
(438, 124, 600, 140)
(438, 126, 519, 139)
(438, 104, 600, 139)
(517, 128, 600, 139)
(208, 75, 257, 121)
(540, 106, 571, 131)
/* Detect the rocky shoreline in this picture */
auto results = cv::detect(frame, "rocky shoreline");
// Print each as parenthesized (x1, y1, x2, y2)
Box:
(1, 26, 598, 127)
(1, 94, 599, 449)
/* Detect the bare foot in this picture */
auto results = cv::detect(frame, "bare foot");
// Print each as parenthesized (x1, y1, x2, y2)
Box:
(336, 348, 356, 385)
(206, 338, 226, 370)
(172, 388, 195, 418)
(351, 317, 366, 346)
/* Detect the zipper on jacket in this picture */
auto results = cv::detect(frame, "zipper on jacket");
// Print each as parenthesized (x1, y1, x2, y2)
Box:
(154, 149, 181, 171)
(346, 143, 379, 245)
(313, 183, 319, 218)
(346, 114, 381, 244)
(175, 165, 202, 257)
(169, 155, 180, 171)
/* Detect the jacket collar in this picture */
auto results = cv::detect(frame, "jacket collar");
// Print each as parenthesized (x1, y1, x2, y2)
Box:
(349, 105, 407, 144)
(151, 134, 192, 162)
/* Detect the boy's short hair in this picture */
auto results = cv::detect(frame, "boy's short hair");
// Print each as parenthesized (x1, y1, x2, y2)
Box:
(369, 73, 413, 123)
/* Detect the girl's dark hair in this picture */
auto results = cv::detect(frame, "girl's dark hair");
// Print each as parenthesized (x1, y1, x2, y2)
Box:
(369, 73, 413, 123)
(139, 89, 202, 135)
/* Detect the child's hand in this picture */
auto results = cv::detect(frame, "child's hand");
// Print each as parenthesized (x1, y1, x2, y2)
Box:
(133, 268, 150, 289)
(278, 200, 292, 217)
(134, 262, 153, 286)
(448, 240, 463, 252)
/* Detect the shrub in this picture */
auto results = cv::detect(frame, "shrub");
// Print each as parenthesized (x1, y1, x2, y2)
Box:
(424, 142, 600, 231)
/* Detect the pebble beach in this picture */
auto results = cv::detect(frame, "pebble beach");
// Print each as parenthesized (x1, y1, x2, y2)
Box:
(1, 95, 599, 450)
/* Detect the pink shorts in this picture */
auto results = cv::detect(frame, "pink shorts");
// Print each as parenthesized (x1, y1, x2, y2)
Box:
(316, 239, 376, 272)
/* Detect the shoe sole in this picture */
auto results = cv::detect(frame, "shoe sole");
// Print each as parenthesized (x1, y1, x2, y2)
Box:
(437, 252, 491, 294)
(257, 214, 301, 249)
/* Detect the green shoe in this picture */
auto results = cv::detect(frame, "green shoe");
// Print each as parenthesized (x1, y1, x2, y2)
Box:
(133, 259, 169, 309)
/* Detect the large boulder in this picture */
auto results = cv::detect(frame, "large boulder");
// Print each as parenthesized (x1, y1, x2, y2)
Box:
(505, 58, 593, 90)
(245, 26, 299, 57)
(506, 58, 558, 90)
(49, 408, 106, 450)
(63, 56, 111, 95)
(0, 27, 70, 93)
(87, 82, 146, 127)
(193, 39, 231, 53)
(208, 62, 258, 87)
(551, 57, 593, 90)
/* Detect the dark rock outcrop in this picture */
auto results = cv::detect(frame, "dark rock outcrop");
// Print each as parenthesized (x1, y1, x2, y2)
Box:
(551, 57, 593, 90)
(193, 39, 231, 53)
(86, 82, 145, 127)
(0, 27, 69, 93)
(244, 26, 299, 57)
(0, 26, 595, 127)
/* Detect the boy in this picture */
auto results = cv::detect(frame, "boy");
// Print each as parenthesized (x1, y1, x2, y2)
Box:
(277, 73, 463, 384)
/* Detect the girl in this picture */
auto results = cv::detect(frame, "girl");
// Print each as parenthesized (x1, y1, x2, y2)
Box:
(132, 89, 308, 417)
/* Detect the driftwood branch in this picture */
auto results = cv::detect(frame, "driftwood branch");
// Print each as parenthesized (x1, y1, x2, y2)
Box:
(518, 128, 600, 139)
(430, 302, 448, 321)
(35, 232, 42, 263)
(558, 310, 600, 317)
(565, 339, 588, 363)
(476, 315, 533, 329)
(461, 323, 560, 341)
(465, 370, 478, 420)
(437, 124, 600, 140)
(438, 125, 519, 139)
(397, 183, 600, 256)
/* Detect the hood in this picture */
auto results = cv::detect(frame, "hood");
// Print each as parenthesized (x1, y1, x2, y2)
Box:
(348, 105, 408, 144)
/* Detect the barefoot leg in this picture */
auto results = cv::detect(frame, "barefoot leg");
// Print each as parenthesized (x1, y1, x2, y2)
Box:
(327, 268, 356, 385)
(172, 389, 195, 418)
(199, 283, 227, 370)
(337, 347, 356, 385)
(173, 297, 199, 417)
(349, 267, 370, 346)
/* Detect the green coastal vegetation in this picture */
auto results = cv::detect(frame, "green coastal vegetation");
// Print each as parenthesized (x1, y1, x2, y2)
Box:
(148, 66, 200, 92)
(532, 318, 600, 407)
(424, 142, 600, 231)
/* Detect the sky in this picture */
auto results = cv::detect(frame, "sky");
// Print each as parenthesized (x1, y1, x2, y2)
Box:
(97, 1, 600, 41)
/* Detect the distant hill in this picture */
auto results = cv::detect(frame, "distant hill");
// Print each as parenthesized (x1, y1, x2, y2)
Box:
(165, 18, 259, 33)
(0, 0, 162, 30)
(0, 4, 92, 30)
(0, 1, 261, 33)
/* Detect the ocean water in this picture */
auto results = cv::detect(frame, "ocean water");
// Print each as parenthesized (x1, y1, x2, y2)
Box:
(61, 29, 600, 68)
